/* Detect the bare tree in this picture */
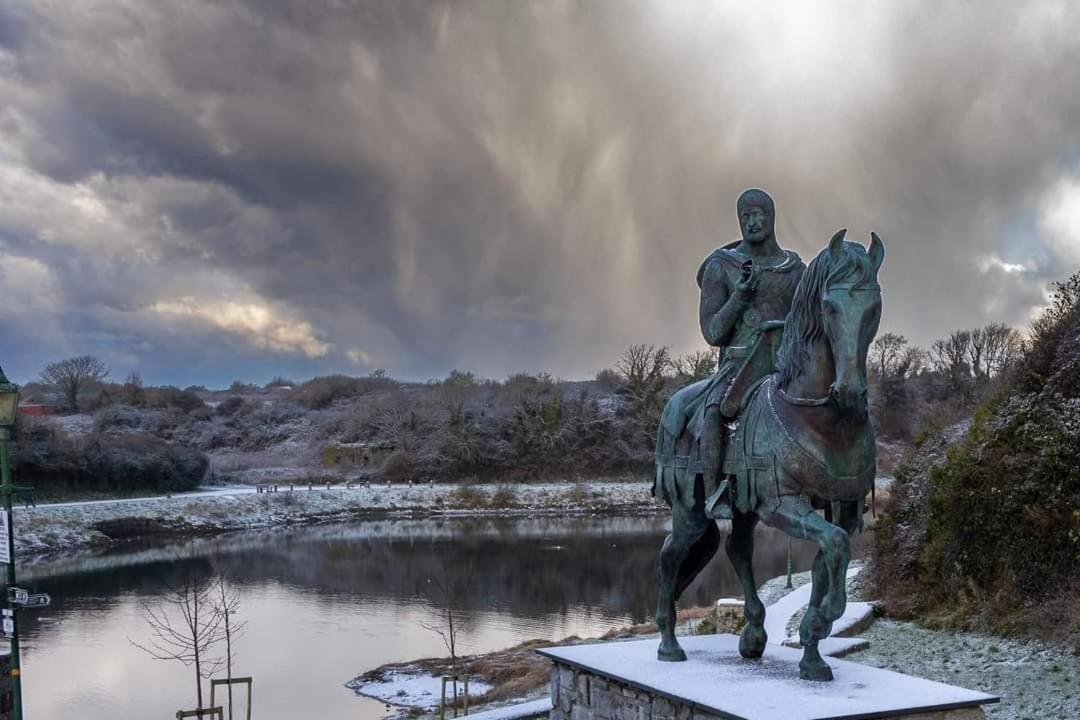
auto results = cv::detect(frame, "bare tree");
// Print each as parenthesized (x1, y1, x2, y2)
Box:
(616, 344, 673, 446)
(213, 577, 247, 720)
(673, 349, 718, 381)
(895, 345, 926, 378)
(130, 559, 226, 711)
(616, 343, 672, 403)
(968, 326, 988, 379)
(930, 330, 972, 375)
(370, 398, 418, 453)
(39, 354, 109, 412)
(870, 333, 908, 377)
(419, 564, 472, 716)
(981, 322, 1024, 375)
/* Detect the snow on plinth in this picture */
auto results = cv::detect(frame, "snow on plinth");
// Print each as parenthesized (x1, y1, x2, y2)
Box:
(539, 634, 998, 720)
(462, 698, 552, 720)
(782, 636, 869, 659)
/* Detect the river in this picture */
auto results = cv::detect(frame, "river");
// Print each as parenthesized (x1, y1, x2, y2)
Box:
(15, 515, 820, 720)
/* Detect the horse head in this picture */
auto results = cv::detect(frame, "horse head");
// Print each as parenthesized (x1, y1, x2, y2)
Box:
(822, 230, 884, 416)
(778, 230, 884, 419)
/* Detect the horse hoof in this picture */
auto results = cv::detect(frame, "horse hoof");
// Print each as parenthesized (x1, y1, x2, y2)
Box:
(799, 660, 834, 682)
(657, 643, 687, 662)
(739, 625, 767, 659)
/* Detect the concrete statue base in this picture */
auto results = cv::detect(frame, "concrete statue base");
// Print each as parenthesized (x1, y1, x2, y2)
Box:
(538, 634, 997, 720)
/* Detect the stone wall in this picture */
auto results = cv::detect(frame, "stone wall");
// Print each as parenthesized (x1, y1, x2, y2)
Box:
(545, 659, 985, 720)
(548, 661, 723, 720)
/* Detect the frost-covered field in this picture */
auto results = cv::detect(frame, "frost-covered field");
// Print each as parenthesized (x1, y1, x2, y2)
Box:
(852, 621, 1078, 720)
(14, 480, 659, 556)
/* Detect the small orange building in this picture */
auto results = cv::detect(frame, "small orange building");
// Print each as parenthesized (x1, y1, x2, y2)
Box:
(17, 404, 56, 417)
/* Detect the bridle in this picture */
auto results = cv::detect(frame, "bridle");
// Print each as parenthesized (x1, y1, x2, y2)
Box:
(776, 282, 880, 409)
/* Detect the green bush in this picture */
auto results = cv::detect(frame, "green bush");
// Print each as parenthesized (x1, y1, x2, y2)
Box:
(871, 271, 1080, 639)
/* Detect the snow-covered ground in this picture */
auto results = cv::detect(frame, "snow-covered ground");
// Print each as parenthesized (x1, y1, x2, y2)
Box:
(347, 669, 492, 711)
(376, 562, 1077, 720)
(852, 620, 1078, 720)
(14, 480, 660, 557)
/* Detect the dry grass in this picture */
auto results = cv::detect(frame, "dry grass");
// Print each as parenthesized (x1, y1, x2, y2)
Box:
(371, 604, 719, 708)
(452, 483, 486, 509)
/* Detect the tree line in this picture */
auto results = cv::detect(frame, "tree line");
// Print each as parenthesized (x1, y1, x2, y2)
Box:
(12, 315, 1029, 492)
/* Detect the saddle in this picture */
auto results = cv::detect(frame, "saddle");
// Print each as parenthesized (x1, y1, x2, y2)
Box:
(719, 320, 786, 417)
(705, 320, 786, 519)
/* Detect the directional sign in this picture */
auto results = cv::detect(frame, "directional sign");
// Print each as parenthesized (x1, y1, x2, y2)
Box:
(23, 593, 50, 608)
(6, 588, 49, 608)
(0, 510, 9, 564)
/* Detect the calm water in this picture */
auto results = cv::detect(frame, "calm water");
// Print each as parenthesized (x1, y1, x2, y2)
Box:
(16, 515, 819, 720)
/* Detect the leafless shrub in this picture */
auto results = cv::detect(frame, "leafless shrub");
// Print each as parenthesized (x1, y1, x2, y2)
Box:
(130, 555, 227, 712)
(39, 355, 110, 412)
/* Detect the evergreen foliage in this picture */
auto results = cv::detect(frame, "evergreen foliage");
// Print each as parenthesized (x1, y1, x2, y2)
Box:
(871, 272, 1080, 645)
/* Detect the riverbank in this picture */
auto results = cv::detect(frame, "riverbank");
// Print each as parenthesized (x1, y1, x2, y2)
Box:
(352, 564, 1079, 720)
(14, 479, 661, 557)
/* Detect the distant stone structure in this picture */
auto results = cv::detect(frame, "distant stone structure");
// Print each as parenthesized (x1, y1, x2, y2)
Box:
(322, 441, 393, 468)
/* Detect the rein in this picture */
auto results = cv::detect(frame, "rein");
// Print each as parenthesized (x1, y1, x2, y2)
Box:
(776, 385, 832, 407)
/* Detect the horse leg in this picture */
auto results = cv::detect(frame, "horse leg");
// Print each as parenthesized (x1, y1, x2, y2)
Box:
(656, 495, 715, 662)
(675, 520, 721, 601)
(799, 501, 861, 644)
(761, 495, 851, 681)
(725, 511, 767, 658)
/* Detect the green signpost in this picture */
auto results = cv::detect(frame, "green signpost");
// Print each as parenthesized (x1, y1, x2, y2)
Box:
(0, 365, 36, 720)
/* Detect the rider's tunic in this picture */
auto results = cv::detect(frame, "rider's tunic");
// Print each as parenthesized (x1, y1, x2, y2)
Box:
(653, 242, 804, 510)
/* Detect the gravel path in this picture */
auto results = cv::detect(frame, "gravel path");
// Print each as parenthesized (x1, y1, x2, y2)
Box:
(759, 565, 1077, 719)
(849, 620, 1078, 720)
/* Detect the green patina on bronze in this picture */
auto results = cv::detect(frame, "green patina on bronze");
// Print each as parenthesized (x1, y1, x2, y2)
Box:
(654, 189, 885, 682)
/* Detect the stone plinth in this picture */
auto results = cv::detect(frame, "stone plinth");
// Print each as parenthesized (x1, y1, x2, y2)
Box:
(538, 635, 997, 720)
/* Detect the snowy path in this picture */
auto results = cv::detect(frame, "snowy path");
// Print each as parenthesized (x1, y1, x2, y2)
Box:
(17, 483, 346, 511)
(762, 566, 873, 658)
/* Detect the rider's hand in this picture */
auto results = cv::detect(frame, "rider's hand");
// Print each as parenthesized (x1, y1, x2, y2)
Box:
(735, 264, 761, 301)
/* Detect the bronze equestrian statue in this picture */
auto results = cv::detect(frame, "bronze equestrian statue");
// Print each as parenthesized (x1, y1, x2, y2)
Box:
(654, 190, 884, 681)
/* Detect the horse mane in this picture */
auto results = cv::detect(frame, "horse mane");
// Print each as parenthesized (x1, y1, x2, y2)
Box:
(777, 241, 878, 388)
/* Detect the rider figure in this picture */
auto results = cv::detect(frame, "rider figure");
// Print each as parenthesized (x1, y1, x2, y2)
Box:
(654, 188, 805, 517)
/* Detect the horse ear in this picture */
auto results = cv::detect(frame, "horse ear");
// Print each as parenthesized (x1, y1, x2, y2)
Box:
(828, 229, 846, 262)
(869, 232, 885, 272)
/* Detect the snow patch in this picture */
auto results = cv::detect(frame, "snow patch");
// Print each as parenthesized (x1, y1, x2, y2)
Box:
(347, 669, 492, 710)
(463, 698, 552, 720)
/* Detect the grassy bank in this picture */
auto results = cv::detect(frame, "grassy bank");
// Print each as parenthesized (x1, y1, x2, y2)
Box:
(16, 479, 662, 558)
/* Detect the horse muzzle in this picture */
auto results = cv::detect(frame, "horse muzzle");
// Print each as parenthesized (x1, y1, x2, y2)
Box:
(829, 384, 869, 419)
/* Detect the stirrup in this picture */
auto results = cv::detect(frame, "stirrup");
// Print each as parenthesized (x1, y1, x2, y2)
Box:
(704, 479, 733, 519)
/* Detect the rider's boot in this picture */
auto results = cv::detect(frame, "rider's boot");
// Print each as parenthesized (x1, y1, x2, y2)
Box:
(702, 407, 733, 518)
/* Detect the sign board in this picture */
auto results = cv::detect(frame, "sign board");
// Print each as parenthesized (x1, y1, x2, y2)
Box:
(6, 588, 48, 608)
(24, 593, 50, 608)
(0, 510, 9, 564)
(2, 618, 12, 636)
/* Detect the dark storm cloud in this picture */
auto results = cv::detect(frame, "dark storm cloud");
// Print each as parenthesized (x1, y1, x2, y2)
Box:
(1, 0, 1079, 385)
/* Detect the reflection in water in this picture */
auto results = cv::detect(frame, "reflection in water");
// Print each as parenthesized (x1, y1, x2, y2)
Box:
(18, 515, 819, 720)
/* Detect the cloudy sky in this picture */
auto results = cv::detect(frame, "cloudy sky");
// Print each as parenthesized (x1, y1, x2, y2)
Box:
(1, 0, 1079, 387)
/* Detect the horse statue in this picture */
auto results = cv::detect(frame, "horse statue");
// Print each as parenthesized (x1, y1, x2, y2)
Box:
(655, 229, 884, 681)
